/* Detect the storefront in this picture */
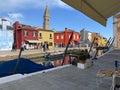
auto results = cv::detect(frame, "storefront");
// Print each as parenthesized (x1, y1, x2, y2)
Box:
(25, 40, 41, 49)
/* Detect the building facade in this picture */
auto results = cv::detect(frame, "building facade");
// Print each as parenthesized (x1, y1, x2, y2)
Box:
(36, 5, 54, 49)
(38, 28, 54, 49)
(80, 29, 92, 47)
(100, 36, 107, 46)
(80, 29, 89, 42)
(13, 21, 40, 49)
(91, 33, 101, 47)
(80, 29, 107, 47)
(113, 14, 120, 48)
(0, 18, 14, 50)
(54, 28, 80, 47)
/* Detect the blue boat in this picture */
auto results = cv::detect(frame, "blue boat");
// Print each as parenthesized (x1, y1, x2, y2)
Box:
(0, 58, 53, 77)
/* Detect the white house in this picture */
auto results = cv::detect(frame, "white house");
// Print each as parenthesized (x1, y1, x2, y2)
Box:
(0, 18, 14, 50)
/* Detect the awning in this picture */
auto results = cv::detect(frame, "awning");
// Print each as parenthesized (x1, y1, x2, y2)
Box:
(62, 0, 120, 26)
(26, 40, 41, 43)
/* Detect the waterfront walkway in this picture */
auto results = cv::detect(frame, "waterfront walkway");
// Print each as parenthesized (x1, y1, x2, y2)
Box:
(0, 49, 120, 90)
(0, 48, 65, 57)
(0, 48, 66, 61)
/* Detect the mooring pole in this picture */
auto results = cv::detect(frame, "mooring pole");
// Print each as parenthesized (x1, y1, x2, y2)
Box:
(88, 37, 96, 54)
(61, 32, 73, 65)
(13, 47, 23, 74)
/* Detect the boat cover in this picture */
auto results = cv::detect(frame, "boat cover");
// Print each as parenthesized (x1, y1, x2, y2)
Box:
(0, 58, 53, 77)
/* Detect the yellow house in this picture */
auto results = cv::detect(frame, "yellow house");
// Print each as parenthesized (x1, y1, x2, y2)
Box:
(38, 28, 54, 49)
(99, 37, 107, 46)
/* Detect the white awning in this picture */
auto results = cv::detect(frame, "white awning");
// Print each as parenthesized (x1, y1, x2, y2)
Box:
(62, 0, 120, 26)
(26, 40, 41, 43)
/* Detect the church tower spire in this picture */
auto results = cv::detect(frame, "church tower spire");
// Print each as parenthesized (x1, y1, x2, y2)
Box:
(43, 5, 50, 30)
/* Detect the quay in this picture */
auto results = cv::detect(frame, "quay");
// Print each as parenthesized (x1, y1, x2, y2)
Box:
(0, 47, 84, 62)
(0, 47, 66, 61)
(0, 49, 119, 90)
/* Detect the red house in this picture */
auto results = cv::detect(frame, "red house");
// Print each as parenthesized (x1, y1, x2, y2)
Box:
(13, 21, 40, 49)
(54, 28, 80, 47)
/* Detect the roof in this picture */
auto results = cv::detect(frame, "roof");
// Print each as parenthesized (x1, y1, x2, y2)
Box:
(55, 29, 76, 33)
(62, 0, 120, 26)
(37, 28, 54, 32)
(0, 25, 13, 30)
(44, 5, 50, 17)
(7, 26, 14, 30)
(18, 24, 37, 30)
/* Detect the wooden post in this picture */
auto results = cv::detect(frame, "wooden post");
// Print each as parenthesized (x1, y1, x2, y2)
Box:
(109, 37, 115, 48)
(88, 37, 96, 54)
(105, 37, 111, 46)
(13, 47, 23, 74)
(61, 32, 73, 65)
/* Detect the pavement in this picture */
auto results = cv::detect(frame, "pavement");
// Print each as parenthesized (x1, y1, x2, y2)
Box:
(0, 49, 120, 90)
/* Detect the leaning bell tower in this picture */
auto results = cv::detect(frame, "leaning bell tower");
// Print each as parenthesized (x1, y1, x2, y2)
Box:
(43, 5, 50, 30)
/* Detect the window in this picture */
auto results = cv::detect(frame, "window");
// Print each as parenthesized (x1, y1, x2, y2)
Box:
(61, 35, 64, 39)
(96, 38, 98, 40)
(74, 35, 75, 39)
(77, 35, 79, 39)
(24, 31, 28, 36)
(69, 35, 71, 39)
(33, 31, 36, 37)
(39, 33, 42, 38)
(50, 34, 52, 39)
(57, 36, 59, 39)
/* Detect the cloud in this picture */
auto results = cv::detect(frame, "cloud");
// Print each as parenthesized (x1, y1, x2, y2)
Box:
(8, 13, 24, 19)
(0, 0, 71, 12)
(4, 13, 24, 24)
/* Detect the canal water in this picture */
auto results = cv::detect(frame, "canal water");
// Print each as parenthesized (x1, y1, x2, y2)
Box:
(29, 47, 111, 67)
(30, 53, 70, 67)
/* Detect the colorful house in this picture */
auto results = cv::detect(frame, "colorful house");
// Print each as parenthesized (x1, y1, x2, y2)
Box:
(37, 28, 54, 49)
(91, 33, 101, 47)
(13, 21, 40, 49)
(0, 18, 14, 50)
(34, 6, 54, 49)
(99, 36, 107, 46)
(54, 28, 80, 47)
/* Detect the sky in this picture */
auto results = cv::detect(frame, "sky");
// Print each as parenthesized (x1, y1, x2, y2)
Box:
(0, 0, 114, 39)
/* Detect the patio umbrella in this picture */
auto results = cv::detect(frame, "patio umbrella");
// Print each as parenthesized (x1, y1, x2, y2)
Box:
(62, 0, 120, 26)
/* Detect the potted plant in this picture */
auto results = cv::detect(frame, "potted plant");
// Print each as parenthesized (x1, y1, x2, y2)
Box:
(77, 50, 90, 69)
(70, 49, 90, 66)
(79, 49, 90, 63)
(79, 53, 87, 64)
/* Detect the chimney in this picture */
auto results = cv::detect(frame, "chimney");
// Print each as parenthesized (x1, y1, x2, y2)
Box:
(13, 21, 19, 30)
(65, 28, 68, 31)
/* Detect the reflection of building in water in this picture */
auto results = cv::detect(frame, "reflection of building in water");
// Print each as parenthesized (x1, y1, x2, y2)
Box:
(0, 18, 14, 50)
(113, 14, 120, 48)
